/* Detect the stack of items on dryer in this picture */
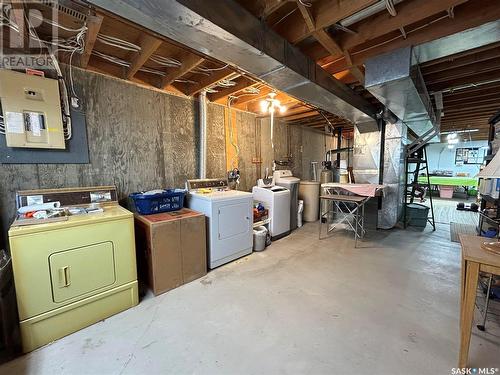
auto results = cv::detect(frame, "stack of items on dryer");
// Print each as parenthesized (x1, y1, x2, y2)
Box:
(186, 178, 253, 269)
(252, 170, 291, 241)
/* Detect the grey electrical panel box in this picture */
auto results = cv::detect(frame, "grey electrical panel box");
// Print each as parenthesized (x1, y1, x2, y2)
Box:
(0, 69, 66, 149)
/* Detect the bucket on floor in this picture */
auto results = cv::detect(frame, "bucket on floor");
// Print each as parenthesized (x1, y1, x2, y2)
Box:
(253, 226, 268, 251)
(439, 185, 454, 199)
(405, 203, 429, 228)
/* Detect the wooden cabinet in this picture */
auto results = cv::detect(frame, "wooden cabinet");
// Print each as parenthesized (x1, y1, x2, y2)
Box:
(134, 208, 207, 296)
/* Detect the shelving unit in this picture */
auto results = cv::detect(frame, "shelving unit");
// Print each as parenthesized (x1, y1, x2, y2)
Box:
(478, 110, 500, 237)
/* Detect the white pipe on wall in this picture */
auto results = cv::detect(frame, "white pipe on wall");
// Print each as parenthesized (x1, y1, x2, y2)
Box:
(199, 91, 207, 179)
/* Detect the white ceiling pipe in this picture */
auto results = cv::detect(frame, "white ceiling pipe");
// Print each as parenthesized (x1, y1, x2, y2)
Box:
(199, 91, 207, 179)
(339, 0, 404, 27)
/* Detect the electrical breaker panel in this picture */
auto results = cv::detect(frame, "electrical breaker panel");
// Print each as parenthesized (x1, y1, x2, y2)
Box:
(0, 69, 66, 149)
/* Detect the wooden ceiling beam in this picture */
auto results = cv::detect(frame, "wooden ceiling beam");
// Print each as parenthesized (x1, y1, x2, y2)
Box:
(444, 104, 500, 114)
(441, 112, 497, 121)
(125, 34, 162, 79)
(323, 0, 500, 74)
(296, 1, 364, 83)
(421, 42, 500, 68)
(441, 115, 493, 122)
(421, 46, 500, 75)
(180, 69, 237, 97)
(445, 97, 500, 109)
(278, 110, 318, 121)
(262, 0, 293, 19)
(424, 58, 500, 84)
(233, 86, 273, 106)
(427, 68, 500, 92)
(444, 91, 500, 104)
(276, 0, 378, 44)
(337, 0, 468, 52)
(208, 76, 254, 102)
(159, 52, 204, 89)
(79, 14, 104, 68)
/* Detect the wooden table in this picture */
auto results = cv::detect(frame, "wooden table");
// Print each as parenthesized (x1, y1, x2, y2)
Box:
(458, 235, 500, 367)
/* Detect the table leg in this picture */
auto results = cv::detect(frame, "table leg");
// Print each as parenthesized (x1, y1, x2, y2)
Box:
(319, 198, 323, 239)
(459, 261, 480, 368)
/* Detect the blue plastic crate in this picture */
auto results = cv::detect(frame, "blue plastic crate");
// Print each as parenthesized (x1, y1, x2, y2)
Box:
(129, 189, 186, 215)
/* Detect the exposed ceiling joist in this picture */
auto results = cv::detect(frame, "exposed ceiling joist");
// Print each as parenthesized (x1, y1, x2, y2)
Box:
(280, 110, 318, 121)
(323, 0, 500, 74)
(87, 0, 378, 123)
(209, 76, 254, 102)
(444, 98, 500, 110)
(125, 34, 162, 79)
(428, 68, 500, 92)
(337, 0, 468, 53)
(421, 42, 500, 68)
(424, 58, 500, 84)
(79, 14, 104, 68)
(296, 1, 363, 84)
(232, 86, 272, 106)
(181, 69, 237, 96)
(276, 0, 378, 44)
(159, 52, 204, 89)
(262, 0, 293, 19)
(421, 46, 500, 75)
(444, 92, 500, 105)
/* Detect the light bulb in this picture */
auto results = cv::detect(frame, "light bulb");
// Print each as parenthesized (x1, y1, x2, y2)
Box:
(279, 105, 286, 114)
(260, 100, 268, 113)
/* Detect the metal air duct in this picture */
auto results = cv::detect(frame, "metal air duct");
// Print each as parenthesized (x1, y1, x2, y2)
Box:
(365, 46, 438, 144)
(85, 0, 377, 127)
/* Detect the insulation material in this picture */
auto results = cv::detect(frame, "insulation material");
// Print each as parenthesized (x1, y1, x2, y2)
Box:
(353, 125, 380, 184)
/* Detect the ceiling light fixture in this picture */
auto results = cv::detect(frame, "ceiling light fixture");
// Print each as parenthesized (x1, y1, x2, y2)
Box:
(260, 92, 286, 149)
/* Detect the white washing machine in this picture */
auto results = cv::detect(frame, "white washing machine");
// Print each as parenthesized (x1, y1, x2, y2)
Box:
(186, 179, 253, 269)
(252, 185, 290, 240)
(273, 170, 300, 230)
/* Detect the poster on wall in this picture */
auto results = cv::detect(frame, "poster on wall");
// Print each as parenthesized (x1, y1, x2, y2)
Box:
(455, 147, 485, 165)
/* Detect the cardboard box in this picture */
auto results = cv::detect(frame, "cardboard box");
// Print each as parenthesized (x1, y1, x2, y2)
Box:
(134, 208, 206, 296)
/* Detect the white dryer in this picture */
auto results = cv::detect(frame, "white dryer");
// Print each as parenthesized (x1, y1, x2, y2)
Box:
(186, 179, 253, 269)
(252, 185, 290, 240)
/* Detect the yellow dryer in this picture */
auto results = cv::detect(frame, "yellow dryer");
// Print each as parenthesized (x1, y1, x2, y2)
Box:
(9, 187, 138, 353)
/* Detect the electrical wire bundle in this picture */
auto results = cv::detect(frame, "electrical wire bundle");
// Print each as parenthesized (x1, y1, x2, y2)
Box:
(21, 9, 82, 140)
(96, 33, 141, 52)
(0, 4, 19, 32)
(192, 63, 229, 76)
(149, 54, 181, 68)
(217, 79, 237, 88)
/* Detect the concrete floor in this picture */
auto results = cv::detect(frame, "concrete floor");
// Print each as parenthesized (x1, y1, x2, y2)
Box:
(1, 222, 499, 374)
